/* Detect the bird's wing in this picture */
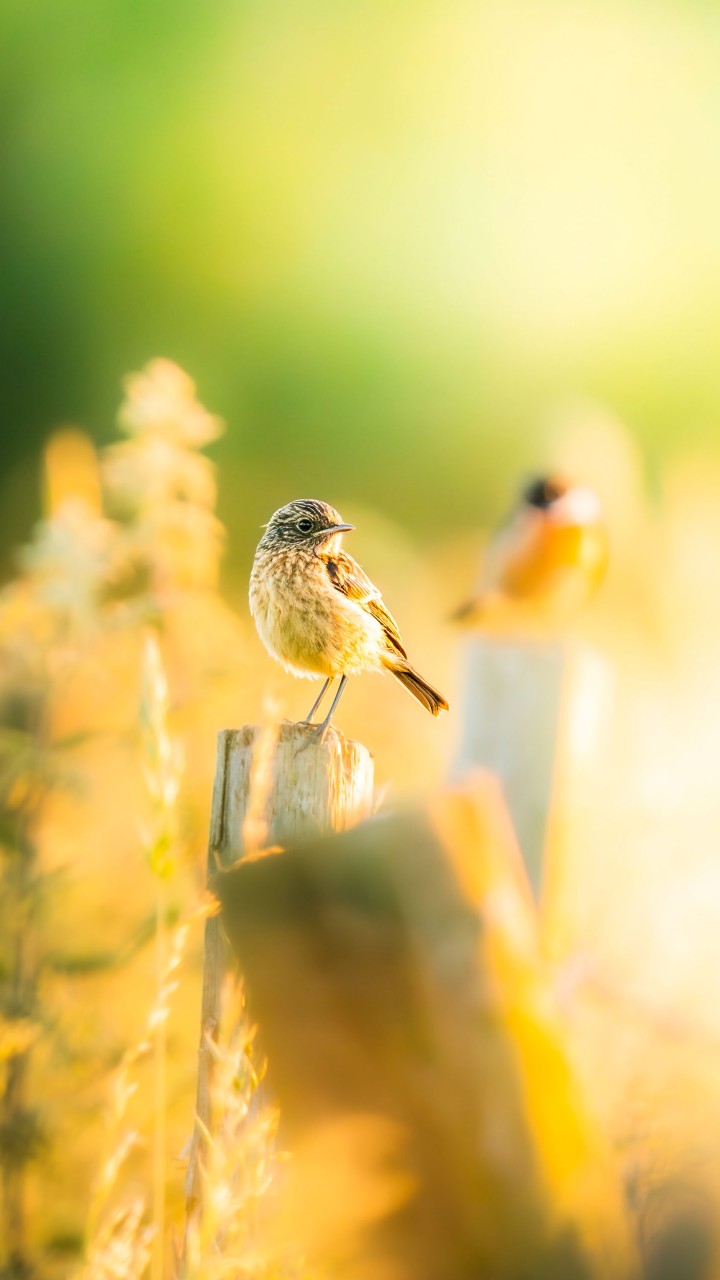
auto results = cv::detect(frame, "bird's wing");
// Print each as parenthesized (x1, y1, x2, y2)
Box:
(323, 550, 408, 659)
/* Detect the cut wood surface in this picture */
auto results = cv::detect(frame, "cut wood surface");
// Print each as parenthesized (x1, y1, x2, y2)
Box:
(183, 721, 374, 1249)
(211, 722, 375, 857)
(216, 775, 637, 1280)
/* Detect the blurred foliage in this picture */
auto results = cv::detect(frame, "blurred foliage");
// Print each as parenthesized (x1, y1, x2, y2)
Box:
(0, 362, 250, 1277)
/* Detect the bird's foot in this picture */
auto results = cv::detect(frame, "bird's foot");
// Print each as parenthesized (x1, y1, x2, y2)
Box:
(296, 720, 332, 753)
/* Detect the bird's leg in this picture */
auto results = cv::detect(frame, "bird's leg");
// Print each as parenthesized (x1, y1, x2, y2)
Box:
(319, 675, 348, 728)
(304, 677, 332, 723)
(297, 676, 348, 752)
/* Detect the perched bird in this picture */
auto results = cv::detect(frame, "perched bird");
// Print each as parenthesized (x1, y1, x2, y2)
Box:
(452, 474, 608, 623)
(250, 498, 449, 726)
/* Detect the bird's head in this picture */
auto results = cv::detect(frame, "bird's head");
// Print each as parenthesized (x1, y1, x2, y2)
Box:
(522, 474, 602, 527)
(259, 499, 354, 552)
(522, 475, 568, 510)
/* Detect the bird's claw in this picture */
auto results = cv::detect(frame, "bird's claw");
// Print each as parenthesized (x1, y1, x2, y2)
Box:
(296, 721, 330, 753)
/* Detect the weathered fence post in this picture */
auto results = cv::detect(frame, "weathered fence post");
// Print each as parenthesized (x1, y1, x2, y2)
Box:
(453, 636, 613, 897)
(183, 721, 374, 1243)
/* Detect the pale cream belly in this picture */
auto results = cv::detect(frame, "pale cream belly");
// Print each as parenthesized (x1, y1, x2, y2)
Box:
(250, 567, 385, 678)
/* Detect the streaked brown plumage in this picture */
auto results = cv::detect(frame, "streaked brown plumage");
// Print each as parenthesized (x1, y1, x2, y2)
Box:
(250, 499, 448, 725)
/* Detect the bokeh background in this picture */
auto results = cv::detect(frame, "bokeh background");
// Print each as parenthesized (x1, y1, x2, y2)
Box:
(3, 2, 720, 1277)
(3, 0, 720, 572)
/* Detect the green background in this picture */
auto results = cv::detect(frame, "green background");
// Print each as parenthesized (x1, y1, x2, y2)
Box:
(2, 0, 720, 572)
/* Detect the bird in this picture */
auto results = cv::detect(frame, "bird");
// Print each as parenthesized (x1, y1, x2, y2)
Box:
(452, 473, 608, 624)
(249, 498, 449, 727)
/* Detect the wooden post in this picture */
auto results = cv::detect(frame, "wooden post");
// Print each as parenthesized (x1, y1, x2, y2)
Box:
(453, 636, 613, 897)
(183, 722, 374, 1242)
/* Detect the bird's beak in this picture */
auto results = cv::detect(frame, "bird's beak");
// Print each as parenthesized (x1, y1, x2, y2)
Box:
(329, 523, 354, 534)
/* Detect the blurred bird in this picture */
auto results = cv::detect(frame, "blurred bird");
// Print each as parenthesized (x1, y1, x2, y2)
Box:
(452, 474, 608, 624)
(250, 499, 449, 726)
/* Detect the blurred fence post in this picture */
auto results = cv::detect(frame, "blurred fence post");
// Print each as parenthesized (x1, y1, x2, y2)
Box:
(453, 637, 613, 897)
(182, 722, 374, 1251)
(216, 779, 637, 1279)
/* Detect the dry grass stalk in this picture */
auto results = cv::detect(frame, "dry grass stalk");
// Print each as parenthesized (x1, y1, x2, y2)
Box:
(183, 716, 281, 1254)
(80, 908, 204, 1280)
(139, 629, 184, 1280)
(80, 1199, 154, 1280)
(182, 985, 311, 1280)
(241, 714, 282, 855)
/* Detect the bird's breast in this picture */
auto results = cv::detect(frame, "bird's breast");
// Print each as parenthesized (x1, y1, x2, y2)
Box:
(501, 518, 607, 599)
(249, 548, 384, 677)
(250, 549, 338, 677)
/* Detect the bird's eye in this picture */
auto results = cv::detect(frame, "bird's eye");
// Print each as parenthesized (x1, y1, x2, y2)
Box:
(297, 518, 313, 533)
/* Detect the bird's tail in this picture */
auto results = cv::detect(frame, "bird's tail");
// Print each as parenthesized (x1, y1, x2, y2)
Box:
(387, 662, 449, 716)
